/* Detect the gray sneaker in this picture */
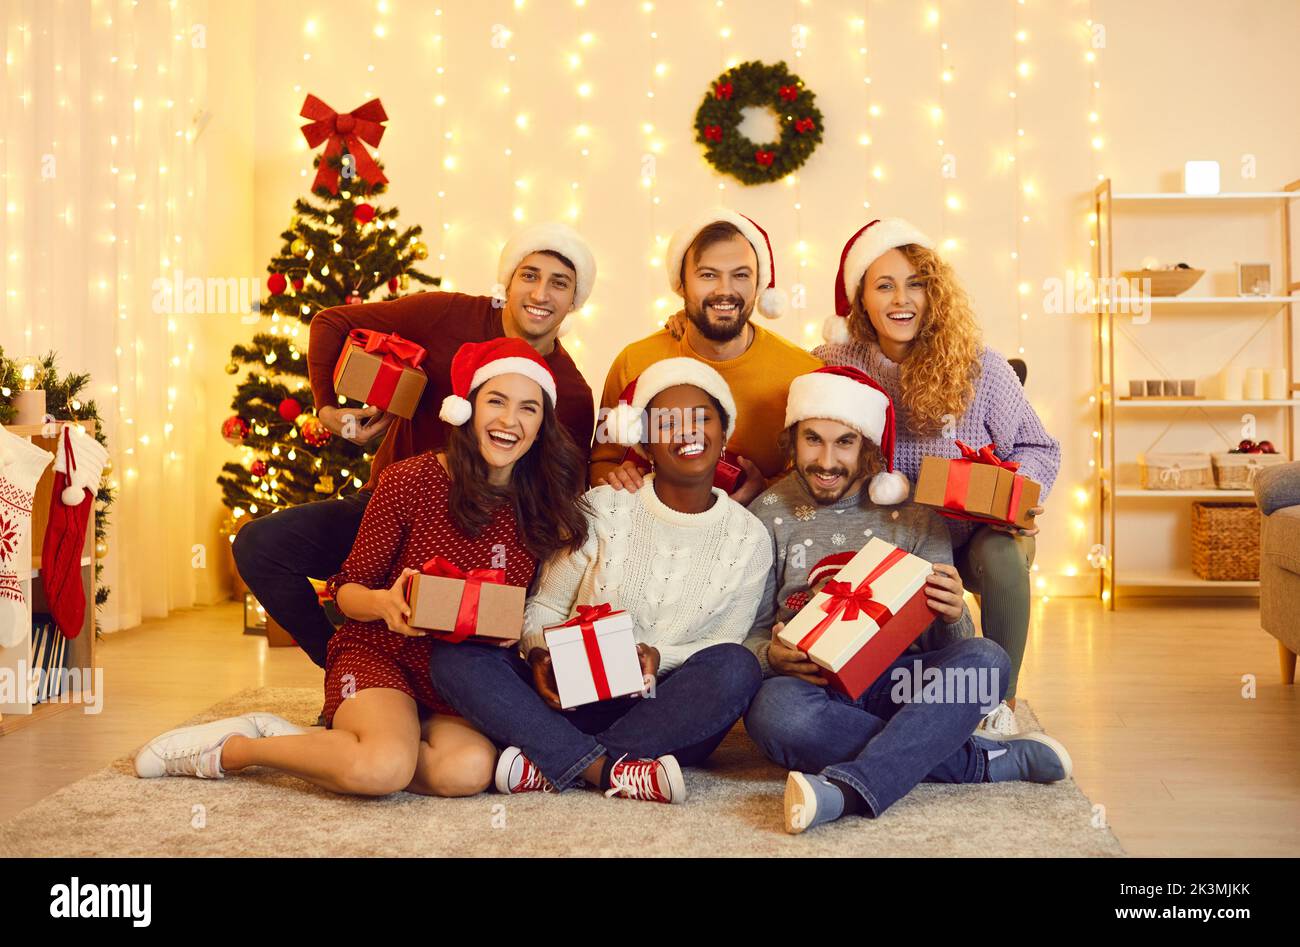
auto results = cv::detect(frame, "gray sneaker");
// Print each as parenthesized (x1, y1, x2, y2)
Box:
(985, 731, 1073, 783)
(784, 771, 847, 834)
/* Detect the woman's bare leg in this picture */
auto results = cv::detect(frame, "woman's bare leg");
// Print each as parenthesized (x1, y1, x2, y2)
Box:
(405, 715, 496, 797)
(220, 688, 421, 796)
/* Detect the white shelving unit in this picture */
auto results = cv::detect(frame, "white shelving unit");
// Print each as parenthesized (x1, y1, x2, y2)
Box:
(1090, 178, 1299, 607)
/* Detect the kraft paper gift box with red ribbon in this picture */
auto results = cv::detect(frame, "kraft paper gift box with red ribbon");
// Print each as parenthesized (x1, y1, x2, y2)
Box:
(776, 537, 938, 700)
(403, 556, 525, 643)
(332, 328, 428, 420)
(619, 446, 747, 493)
(543, 604, 646, 709)
(913, 441, 1041, 530)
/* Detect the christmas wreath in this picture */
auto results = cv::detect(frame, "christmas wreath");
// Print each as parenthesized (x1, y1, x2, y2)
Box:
(694, 60, 824, 186)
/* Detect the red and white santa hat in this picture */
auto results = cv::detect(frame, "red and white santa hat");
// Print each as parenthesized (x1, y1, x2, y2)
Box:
(824, 217, 933, 344)
(605, 357, 738, 447)
(439, 337, 558, 426)
(497, 222, 597, 338)
(784, 365, 911, 505)
(808, 551, 856, 588)
(666, 207, 786, 319)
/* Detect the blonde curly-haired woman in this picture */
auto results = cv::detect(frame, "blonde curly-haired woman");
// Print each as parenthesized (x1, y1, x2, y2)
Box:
(815, 219, 1060, 734)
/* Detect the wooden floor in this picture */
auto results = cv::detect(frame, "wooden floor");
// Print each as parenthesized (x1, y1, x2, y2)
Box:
(1, 595, 1296, 856)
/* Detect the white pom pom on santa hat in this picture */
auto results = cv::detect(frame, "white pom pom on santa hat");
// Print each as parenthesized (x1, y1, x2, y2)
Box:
(784, 365, 911, 505)
(823, 217, 934, 343)
(665, 207, 786, 320)
(439, 337, 559, 427)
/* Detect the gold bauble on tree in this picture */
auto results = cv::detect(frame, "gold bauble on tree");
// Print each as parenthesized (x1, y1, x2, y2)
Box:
(225, 361, 239, 374)
(398, 273, 410, 290)
(291, 238, 308, 257)
(411, 241, 428, 260)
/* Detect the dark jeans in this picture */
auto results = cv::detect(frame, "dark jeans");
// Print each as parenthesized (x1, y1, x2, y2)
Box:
(744, 636, 1011, 817)
(232, 491, 371, 669)
(428, 640, 762, 790)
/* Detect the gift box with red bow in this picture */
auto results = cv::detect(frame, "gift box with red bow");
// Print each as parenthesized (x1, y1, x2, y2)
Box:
(332, 328, 428, 419)
(543, 604, 645, 709)
(777, 537, 938, 700)
(913, 441, 1041, 529)
(619, 446, 747, 494)
(403, 556, 525, 643)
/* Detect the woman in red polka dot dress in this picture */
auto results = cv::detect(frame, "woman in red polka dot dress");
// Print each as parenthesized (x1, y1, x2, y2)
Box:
(134, 339, 590, 796)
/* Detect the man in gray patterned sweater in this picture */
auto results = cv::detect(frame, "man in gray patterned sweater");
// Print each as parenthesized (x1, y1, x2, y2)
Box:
(742, 366, 1073, 832)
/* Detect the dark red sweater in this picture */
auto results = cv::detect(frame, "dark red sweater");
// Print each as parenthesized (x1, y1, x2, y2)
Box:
(308, 291, 595, 492)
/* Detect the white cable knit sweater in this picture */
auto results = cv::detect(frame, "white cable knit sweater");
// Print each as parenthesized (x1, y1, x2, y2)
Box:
(520, 476, 774, 674)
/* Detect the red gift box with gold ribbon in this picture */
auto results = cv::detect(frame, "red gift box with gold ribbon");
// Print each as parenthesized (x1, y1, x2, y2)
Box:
(403, 556, 524, 643)
(913, 441, 1041, 529)
(332, 328, 428, 420)
(777, 538, 937, 699)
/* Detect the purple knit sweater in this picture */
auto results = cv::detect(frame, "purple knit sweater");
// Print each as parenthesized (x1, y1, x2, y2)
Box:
(812, 338, 1062, 546)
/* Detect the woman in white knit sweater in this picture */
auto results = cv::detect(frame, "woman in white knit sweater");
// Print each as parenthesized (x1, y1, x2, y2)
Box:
(427, 358, 770, 804)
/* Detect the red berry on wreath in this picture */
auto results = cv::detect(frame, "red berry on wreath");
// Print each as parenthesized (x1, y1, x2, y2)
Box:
(250, 459, 267, 478)
(714, 81, 734, 100)
(353, 203, 376, 224)
(278, 397, 302, 422)
(704, 124, 723, 142)
(221, 415, 250, 445)
(267, 273, 287, 295)
(755, 150, 775, 167)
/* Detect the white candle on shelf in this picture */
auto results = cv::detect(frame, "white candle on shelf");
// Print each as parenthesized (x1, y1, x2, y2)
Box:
(1244, 368, 1266, 400)
(1221, 366, 1245, 400)
(1266, 368, 1289, 400)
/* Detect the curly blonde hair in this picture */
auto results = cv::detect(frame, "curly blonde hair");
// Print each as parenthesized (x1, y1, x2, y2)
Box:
(847, 243, 983, 436)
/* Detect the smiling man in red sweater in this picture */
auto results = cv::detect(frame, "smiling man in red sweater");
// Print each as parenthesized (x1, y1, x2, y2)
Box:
(233, 222, 597, 672)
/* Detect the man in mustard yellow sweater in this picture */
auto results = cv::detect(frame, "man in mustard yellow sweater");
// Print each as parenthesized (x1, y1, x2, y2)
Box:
(589, 208, 822, 502)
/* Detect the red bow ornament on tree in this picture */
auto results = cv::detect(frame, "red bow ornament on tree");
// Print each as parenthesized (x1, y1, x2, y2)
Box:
(299, 94, 390, 195)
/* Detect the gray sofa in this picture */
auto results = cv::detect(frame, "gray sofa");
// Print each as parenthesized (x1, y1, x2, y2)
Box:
(1255, 461, 1300, 684)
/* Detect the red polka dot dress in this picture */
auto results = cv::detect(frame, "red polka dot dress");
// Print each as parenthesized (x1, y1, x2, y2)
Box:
(321, 451, 537, 726)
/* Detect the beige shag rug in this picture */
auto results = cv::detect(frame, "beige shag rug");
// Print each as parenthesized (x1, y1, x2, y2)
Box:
(0, 688, 1123, 857)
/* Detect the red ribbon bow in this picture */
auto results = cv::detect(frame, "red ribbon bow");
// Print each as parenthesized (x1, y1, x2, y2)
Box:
(340, 328, 426, 410)
(558, 603, 618, 701)
(797, 547, 908, 653)
(299, 94, 390, 195)
(955, 439, 1020, 472)
(412, 556, 506, 643)
(779, 85, 800, 102)
(794, 117, 816, 134)
(704, 124, 724, 142)
(714, 81, 734, 100)
(940, 441, 1025, 524)
(755, 150, 775, 167)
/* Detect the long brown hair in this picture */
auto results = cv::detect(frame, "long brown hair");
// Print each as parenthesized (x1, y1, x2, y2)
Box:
(847, 243, 982, 436)
(443, 385, 590, 559)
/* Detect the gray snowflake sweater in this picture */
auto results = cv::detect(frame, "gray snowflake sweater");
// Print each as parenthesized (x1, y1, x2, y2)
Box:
(743, 471, 974, 676)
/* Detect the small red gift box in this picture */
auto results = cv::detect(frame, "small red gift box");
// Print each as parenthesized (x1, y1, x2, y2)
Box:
(913, 441, 1041, 529)
(332, 328, 428, 420)
(620, 446, 747, 493)
(403, 556, 524, 643)
(777, 538, 938, 699)
(543, 604, 645, 709)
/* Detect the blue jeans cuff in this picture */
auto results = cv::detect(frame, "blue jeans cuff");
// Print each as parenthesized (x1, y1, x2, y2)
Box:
(552, 742, 608, 792)
(820, 764, 883, 818)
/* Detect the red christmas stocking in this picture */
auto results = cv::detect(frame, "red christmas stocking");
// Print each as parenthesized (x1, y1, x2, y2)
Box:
(40, 425, 108, 640)
(0, 428, 54, 648)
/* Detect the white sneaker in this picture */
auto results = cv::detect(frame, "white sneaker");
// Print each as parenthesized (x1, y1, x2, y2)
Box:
(975, 701, 1020, 736)
(243, 712, 306, 737)
(134, 716, 261, 779)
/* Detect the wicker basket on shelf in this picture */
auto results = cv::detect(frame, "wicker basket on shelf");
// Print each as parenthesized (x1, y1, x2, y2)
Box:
(1138, 452, 1214, 490)
(1191, 502, 1261, 580)
(1211, 452, 1288, 490)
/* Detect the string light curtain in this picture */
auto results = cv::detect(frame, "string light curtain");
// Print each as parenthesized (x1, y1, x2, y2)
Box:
(2, 0, 213, 632)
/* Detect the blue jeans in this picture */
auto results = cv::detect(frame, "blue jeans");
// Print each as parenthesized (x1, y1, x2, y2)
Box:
(428, 640, 762, 791)
(744, 636, 1011, 817)
(232, 492, 371, 669)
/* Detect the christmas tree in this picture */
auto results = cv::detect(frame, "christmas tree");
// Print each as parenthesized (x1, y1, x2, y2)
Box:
(0, 346, 114, 630)
(217, 96, 437, 530)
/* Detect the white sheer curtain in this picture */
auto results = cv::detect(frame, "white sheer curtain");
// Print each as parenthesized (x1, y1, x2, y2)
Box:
(2, 0, 218, 632)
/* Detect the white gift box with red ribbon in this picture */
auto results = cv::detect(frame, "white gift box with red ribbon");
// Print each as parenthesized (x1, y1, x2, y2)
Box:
(543, 605, 645, 709)
(777, 537, 938, 700)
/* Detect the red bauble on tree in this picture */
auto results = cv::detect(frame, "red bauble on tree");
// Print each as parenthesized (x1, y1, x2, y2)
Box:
(278, 397, 303, 422)
(388, 276, 400, 294)
(300, 416, 332, 447)
(222, 415, 250, 445)
(291, 278, 304, 291)
(354, 203, 376, 224)
(267, 273, 288, 295)
(250, 459, 268, 478)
